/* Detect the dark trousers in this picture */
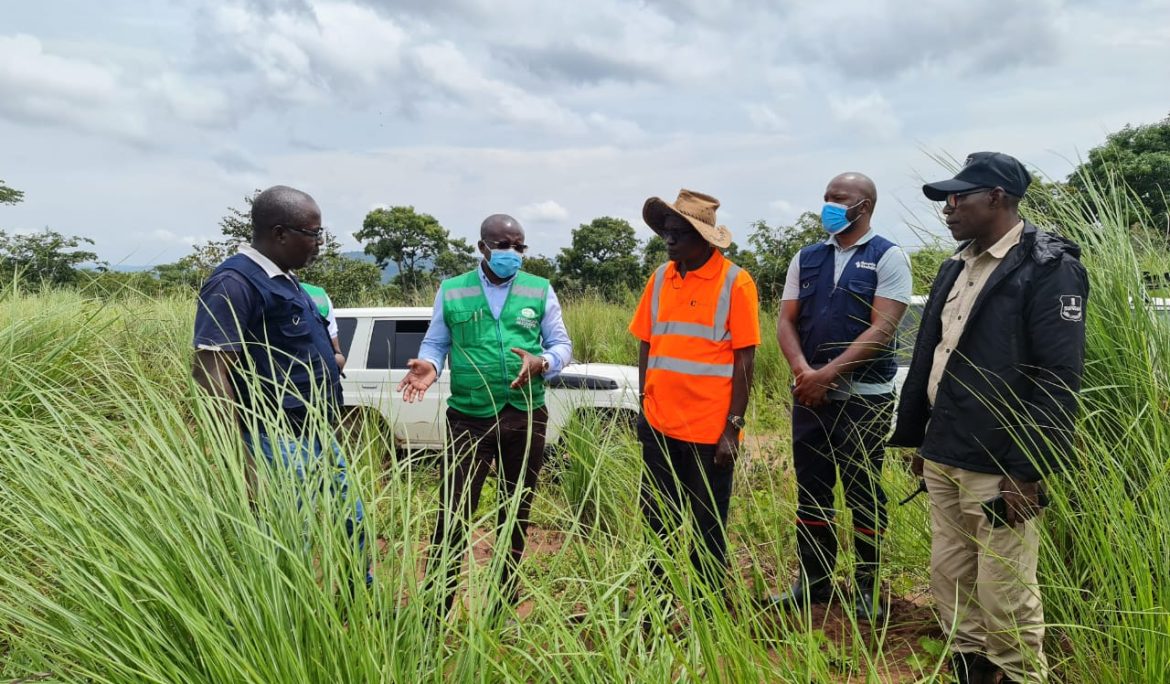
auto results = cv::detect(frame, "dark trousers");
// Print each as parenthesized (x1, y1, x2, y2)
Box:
(428, 405, 548, 615)
(638, 416, 734, 589)
(792, 393, 893, 556)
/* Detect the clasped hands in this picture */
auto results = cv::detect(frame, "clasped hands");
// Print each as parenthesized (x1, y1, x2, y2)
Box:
(792, 364, 839, 408)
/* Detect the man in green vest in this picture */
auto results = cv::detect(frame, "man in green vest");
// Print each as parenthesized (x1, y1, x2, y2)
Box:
(398, 213, 572, 619)
(300, 281, 347, 371)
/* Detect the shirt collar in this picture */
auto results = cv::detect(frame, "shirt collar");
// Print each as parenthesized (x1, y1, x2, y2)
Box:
(955, 220, 1025, 262)
(667, 248, 725, 280)
(238, 244, 291, 280)
(826, 228, 876, 251)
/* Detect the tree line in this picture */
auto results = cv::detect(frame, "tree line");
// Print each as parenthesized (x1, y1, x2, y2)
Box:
(2, 113, 1167, 304)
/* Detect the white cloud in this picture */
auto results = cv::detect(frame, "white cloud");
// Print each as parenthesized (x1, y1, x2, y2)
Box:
(746, 104, 787, 133)
(2, 0, 1169, 267)
(204, 0, 408, 103)
(517, 200, 569, 223)
(769, 199, 795, 214)
(786, 0, 1064, 80)
(0, 34, 148, 142)
(146, 73, 234, 128)
(411, 41, 590, 135)
(151, 229, 202, 246)
(829, 92, 902, 141)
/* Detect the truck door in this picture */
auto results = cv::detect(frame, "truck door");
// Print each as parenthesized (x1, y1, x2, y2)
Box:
(350, 318, 446, 449)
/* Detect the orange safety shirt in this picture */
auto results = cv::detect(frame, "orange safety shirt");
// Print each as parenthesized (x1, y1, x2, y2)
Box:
(629, 250, 760, 445)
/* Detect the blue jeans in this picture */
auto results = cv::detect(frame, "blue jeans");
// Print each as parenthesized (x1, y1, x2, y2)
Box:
(245, 431, 369, 582)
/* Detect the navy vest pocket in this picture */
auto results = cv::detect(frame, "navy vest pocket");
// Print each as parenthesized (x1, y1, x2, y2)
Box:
(798, 267, 821, 299)
(845, 277, 876, 295)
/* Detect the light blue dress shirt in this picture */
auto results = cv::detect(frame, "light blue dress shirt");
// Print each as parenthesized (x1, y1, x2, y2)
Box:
(418, 264, 573, 380)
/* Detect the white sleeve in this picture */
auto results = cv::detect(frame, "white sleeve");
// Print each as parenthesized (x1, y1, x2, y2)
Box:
(325, 294, 339, 338)
(874, 246, 912, 304)
(780, 256, 803, 301)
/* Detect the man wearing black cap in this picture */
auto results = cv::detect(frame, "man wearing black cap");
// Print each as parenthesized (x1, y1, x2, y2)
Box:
(890, 152, 1088, 684)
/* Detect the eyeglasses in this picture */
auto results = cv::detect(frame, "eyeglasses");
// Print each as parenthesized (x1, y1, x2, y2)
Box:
(283, 225, 328, 242)
(944, 188, 992, 208)
(485, 239, 528, 254)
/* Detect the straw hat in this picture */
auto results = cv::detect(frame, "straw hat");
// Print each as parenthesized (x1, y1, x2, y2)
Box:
(642, 188, 732, 249)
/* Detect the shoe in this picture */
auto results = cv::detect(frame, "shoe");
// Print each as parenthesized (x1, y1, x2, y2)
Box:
(771, 522, 837, 611)
(949, 651, 994, 684)
(770, 574, 833, 610)
(853, 530, 885, 622)
(852, 576, 885, 622)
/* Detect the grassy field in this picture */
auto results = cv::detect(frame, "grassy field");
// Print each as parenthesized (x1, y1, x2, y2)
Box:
(0, 177, 1168, 682)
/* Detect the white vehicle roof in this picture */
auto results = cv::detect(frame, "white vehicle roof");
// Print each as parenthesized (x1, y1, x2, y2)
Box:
(334, 306, 433, 319)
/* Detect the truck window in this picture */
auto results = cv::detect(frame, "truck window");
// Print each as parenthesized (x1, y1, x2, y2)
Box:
(896, 303, 924, 366)
(392, 320, 429, 369)
(366, 320, 395, 369)
(336, 317, 357, 357)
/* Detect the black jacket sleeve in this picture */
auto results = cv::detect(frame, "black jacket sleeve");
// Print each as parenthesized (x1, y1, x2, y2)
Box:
(1004, 254, 1089, 481)
(888, 263, 955, 448)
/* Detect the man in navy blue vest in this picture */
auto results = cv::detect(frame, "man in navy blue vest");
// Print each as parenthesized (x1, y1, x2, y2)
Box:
(192, 185, 367, 586)
(772, 172, 912, 620)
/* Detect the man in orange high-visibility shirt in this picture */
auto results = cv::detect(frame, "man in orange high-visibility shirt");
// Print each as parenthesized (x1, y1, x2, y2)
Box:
(629, 189, 759, 591)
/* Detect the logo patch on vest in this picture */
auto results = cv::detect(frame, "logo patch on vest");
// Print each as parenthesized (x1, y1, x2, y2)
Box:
(855, 261, 877, 271)
(1059, 295, 1083, 322)
(516, 307, 539, 329)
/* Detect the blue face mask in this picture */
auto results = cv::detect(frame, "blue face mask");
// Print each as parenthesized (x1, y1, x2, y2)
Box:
(487, 249, 522, 279)
(820, 200, 864, 234)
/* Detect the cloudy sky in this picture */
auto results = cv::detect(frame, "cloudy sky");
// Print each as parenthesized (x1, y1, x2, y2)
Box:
(1, 0, 1168, 266)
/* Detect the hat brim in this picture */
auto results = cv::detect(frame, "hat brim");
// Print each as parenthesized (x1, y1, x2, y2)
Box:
(922, 178, 985, 201)
(642, 196, 733, 249)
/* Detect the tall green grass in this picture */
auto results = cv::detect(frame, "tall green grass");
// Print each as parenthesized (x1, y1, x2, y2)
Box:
(0, 168, 1167, 683)
(1019, 173, 1170, 683)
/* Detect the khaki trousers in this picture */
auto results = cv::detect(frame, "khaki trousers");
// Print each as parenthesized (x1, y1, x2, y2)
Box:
(924, 462, 1048, 683)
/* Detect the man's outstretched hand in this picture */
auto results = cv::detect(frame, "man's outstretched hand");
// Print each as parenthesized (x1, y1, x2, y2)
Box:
(510, 348, 547, 389)
(397, 359, 437, 402)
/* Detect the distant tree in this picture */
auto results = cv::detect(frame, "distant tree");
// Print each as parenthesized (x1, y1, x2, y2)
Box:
(0, 180, 24, 206)
(555, 217, 642, 299)
(1069, 113, 1170, 240)
(521, 254, 556, 280)
(722, 240, 755, 272)
(0, 229, 102, 288)
(908, 244, 952, 295)
(299, 233, 383, 306)
(641, 235, 667, 276)
(746, 211, 824, 301)
(354, 206, 450, 293)
(152, 260, 206, 290)
(219, 190, 260, 241)
(433, 237, 478, 281)
(155, 192, 259, 288)
(1021, 176, 1074, 225)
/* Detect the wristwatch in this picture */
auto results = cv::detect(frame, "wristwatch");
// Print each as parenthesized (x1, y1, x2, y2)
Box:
(727, 414, 746, 430)
(539, 356, 550, 374)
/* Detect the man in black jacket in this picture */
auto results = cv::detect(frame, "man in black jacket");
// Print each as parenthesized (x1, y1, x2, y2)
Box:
(889, 152, 1088, 684)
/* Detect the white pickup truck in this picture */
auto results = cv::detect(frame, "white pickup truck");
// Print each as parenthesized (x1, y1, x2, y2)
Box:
(332, 307, 641, 449)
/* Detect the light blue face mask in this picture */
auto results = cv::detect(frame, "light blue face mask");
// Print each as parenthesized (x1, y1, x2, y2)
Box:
(487, 249, 522, 279)
(820, 200, 864, 234)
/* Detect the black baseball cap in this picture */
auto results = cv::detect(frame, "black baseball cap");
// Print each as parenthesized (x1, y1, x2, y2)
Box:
(922, 151, 1032, 201)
